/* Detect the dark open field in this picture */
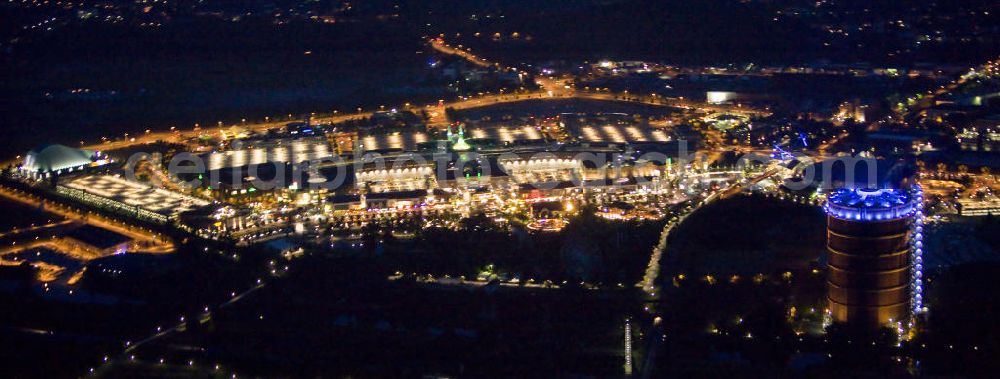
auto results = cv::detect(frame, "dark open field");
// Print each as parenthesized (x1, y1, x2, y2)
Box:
(0, 197, 62, 231)
(0, 19, 441, 156)
(664, 194, 827, 276)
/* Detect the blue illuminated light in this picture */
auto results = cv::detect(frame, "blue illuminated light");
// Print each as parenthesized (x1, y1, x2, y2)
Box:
(825, 188, 917, 221)
(826, 186, 927, 321)
(910, 185, 925, 316)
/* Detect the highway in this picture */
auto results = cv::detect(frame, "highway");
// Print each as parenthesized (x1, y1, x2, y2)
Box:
(5, 39, 987, 174)
(429, 38, 770, 115)
(0, 38, 771, 169)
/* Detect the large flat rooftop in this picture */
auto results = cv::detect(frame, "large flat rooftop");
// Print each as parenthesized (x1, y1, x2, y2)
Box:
(206, 138, 332, 170)
(63, 175, 210, 217)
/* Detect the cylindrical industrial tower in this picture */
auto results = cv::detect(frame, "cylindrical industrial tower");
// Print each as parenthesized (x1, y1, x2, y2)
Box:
(824, 187, 922, 329)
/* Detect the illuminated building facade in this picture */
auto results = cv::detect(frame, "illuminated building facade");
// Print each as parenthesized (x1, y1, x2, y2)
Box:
(824, 186, 924, 329)
(355, 164, 437, 193)
(20, 144, 106, 179)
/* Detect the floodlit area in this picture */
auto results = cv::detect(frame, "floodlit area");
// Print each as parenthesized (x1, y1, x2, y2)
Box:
(360, 132, 431, 151)
(357, 126, 544, 151)
(467, 125, 544, 142)
(356, 166, 437, 192)
(207, 138, 332, 170)
(1, 246, 87, 284)
(956, 197, 1000, 216)
(500, 158, 582, 183)
(577, 125, 671, 143)
(63, 175, 210, 218)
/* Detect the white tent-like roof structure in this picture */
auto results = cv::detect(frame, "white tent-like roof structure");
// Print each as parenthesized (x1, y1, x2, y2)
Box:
(22, 144, 94, 174)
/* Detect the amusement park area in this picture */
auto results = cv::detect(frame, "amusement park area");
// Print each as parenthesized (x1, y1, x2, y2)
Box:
(2, 27, 1000, 378)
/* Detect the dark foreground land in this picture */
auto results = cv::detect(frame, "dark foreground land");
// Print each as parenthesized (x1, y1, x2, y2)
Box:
(91, 254, 640, 378)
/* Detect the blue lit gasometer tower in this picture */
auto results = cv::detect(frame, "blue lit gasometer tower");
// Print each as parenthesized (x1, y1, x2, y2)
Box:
(824, 186, 924, 330)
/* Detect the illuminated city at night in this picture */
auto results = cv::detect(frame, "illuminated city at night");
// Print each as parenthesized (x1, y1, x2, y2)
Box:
(1, 0, 999, 377)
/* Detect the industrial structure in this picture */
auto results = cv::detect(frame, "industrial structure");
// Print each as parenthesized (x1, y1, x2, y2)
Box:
(824, 186, 924, 330)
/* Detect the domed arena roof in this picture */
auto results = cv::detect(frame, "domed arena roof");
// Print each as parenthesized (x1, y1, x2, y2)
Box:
(23, 144, 94, 173)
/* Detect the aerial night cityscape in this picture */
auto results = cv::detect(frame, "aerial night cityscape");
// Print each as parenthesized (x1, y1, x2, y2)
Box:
(1, 0, 1000, 378)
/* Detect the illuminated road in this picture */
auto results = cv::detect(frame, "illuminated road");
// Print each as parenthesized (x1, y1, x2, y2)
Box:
(4, 42, 988, 174)
(0, 38, 774, 170)
(635, 168, 783, 378)
(905, 57, 1000, 118)
(0, 184, 174, 253)
(429, 38, 496, 69)
(636, 186, 726, 378)
(81, 279, 271, 377)
(0, 219, 73, 239)
(118, 283, 265, 355)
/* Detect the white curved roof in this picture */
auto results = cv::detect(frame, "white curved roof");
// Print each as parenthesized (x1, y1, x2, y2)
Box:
(23, 144, 93, 173)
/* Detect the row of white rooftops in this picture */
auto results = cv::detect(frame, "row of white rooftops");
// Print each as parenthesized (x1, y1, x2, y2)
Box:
(203, 124, 673, 170)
